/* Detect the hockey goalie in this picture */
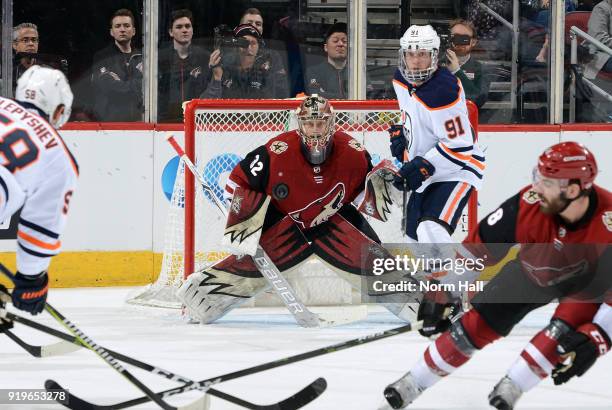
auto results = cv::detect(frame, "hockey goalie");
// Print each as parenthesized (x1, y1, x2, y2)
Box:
(177, 95, 422, 324)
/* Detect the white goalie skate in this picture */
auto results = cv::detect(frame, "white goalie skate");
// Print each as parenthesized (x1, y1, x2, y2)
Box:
(379, 372, 423, 409)
(488, 376, 523, 410)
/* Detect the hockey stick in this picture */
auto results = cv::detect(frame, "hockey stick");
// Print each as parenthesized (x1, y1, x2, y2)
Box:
(47, 319, 423, 410)
(166, 134, 366, 328)
(401, 150, 409, 237)
(0, 308, 325, 410)
(46, 378, 325, 410)
(0, 264, 205, 410)
(4, 328, 81, 357)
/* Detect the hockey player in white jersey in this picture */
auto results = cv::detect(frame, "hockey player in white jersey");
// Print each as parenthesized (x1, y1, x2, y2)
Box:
(389, 24, 485, 244)
(0, 65, 78, 315)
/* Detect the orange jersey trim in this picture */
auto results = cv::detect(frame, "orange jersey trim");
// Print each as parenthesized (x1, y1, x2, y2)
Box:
(18, 230, 61, 251)
(439, 143, 485, 171)
(442, 182, 470, 223)
(392, 79, 410, 91)
(394, 77, 463, 111)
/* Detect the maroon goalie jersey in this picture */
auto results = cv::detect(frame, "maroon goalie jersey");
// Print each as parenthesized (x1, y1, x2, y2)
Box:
(465, 185, 612, 289)
(225, 130, 372, 229)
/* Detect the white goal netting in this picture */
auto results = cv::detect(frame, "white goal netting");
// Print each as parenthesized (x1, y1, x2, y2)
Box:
(128, 99, 478, 308)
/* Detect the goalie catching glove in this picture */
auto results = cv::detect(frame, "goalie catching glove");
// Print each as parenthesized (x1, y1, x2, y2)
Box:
(357, 159, 398, 222)
(552, 322, 610, 385)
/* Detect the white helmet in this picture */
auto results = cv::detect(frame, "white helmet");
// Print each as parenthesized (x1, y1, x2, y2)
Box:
(398, 25, 440, 83)
(16, 65, 73, 129)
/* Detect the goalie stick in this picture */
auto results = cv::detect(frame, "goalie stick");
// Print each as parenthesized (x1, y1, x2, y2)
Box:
(166, 134, 367, 328)
(0, 308, 325, 410)
(0, 263, 205, 410)
(44, 318, 424, 409)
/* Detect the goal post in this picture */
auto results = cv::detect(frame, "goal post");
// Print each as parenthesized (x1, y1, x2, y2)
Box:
(128, 99, 479, 309)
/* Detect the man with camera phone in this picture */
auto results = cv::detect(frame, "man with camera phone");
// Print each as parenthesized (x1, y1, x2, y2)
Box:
(202, 23, 274, 99)
(443, 19, 490, 109)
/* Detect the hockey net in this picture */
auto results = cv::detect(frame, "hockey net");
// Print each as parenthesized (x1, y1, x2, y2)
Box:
(128, 99, 479, 308)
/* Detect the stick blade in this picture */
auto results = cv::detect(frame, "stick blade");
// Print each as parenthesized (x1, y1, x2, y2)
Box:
(313, 305, 368, 328)
(275, 377, 327, 410)
(45, 379, 103, 410)
(41, 341, 83, 357)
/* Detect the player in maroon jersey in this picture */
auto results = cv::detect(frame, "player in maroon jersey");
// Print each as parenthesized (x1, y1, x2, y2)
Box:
(381, 142, 612, 409)
(177, 95, 417, 324)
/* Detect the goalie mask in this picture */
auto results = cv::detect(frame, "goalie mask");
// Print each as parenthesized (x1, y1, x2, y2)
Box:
(296, 95, 335, 165)
(16, 65, 73, 129)
(398, 24, 440, 83)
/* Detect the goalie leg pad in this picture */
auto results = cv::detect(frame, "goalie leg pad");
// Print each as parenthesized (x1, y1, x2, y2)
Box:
(309, 213, 392, 276)
(308, 213, 426, 322)
(179, 216, 314, 323)
(177, 256, 270, 323)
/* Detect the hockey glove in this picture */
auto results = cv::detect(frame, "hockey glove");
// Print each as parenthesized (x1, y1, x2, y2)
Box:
(11, 271, 48, 315)
(388, 124, 407, 162)
(552, 323, 611, 385)
(417, 285, 462, 338)
(393, 156, 435, 192)
(0, 284, 14, 332)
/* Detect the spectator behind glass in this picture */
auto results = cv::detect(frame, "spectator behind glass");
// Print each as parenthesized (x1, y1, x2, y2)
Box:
(584, 0, 612, 79)
(202, 24, 274, 99)
(239, 7, 290, 98)
(12, 23, 39, 92)
(305, 22, 348, 99)
(445, 19, 490, 108)
(158, 9, 210, 122)
(90, 9, 143, 121)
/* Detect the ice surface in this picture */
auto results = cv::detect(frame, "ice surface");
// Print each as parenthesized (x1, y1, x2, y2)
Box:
(1, 287, 610, 409)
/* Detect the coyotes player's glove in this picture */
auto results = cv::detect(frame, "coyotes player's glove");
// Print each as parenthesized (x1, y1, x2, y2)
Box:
(388, 124, 407, 162)
(0, 284, 14, 332)
(552, 323, 611, 385)
(11, 271, 48, 315)
(417, 285, 462, 337)
(393, 157, 435, 192)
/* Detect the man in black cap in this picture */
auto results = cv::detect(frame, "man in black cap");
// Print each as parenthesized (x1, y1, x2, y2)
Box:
(305, 22, 348, 99)
(202, 23, 274, 99)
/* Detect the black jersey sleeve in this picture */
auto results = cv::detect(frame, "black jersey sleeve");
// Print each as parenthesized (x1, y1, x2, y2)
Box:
(468, 192, 521, 263)
(237, 145, 270, 192)
(477, 192, 520, 243)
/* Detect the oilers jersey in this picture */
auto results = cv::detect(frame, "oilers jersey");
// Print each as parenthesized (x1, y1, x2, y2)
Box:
(392, 67, 485, 192)
(0, 97, 78, 275)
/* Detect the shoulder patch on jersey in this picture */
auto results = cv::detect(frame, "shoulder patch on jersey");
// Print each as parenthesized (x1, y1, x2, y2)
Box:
(522, 189, 540, 205)
(414, 68, 461, 109)
(348, 139, 365, 151)
(603, 211, 612, 232)
(269, 140, 288, 154)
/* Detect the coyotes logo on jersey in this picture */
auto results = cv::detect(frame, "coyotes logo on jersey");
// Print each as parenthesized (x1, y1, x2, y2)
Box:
(289, 182, 345, 229)
(603, 211, 612, 232)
